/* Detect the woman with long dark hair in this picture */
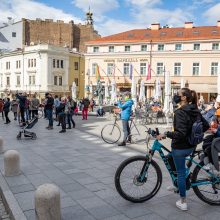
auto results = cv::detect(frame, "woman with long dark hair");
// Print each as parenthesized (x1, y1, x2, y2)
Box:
(157, 88, 209, 210)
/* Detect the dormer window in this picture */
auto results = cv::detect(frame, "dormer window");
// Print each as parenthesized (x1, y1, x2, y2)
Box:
(93, 47, 99, 52)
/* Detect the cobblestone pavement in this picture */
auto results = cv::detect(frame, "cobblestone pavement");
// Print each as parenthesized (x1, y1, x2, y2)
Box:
(0, 195, 10, 220)
(0, 114, 220, 220)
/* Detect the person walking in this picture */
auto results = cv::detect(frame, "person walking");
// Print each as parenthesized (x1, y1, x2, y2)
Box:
(157, 88, 209, 211)
(3, 98, 11, 124)
(90, 98, 95, 112)
(11, 97, 18, 120)
(117, 92, 134, 146)
(0, 98, 4, 119)
(82, 97, 90, 120)
(44, 93, 54, 130)
(30, 94, 40, 118)
(56, 97, 66, 133)
(66, 97, 76, 129)
(16, 92, 27, 125)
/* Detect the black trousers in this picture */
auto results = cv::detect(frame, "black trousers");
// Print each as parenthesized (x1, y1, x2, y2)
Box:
(59, 113, 66, 131)
(20, 107, 25, 122)
(4, 111, 10, 123)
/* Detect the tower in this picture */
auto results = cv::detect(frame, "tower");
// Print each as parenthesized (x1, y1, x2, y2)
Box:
(86, 7, 93, 25)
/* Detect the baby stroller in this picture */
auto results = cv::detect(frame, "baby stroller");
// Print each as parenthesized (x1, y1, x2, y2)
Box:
(17, 116, 38, 140)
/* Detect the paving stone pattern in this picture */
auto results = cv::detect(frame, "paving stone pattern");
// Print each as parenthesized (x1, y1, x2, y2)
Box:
(0, 114, 220, 220)
(0, 195, 10, 220)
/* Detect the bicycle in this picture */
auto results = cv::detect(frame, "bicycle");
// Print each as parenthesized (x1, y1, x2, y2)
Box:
(115, 128, 220, 205)
(101, 114, 148, 145)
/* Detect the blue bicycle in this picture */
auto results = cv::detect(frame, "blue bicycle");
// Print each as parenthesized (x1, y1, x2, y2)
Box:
(115, 128, 220, 205)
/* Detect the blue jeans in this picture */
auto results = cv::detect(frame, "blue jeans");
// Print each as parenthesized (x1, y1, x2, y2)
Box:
(46, 109, 53, 127)
(122, 120, 130, 142)
(172, 148, 194, 198)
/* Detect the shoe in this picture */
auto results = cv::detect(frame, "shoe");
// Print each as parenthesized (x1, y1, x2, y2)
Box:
(56, 124, 60, 126)
(67, 127, 71, 129)
(47, 127, 53, 130)
(72, 125, 75, 128)
(59, 130, 66, 133)
(4, 122, 8, 124)
(176, 200, 188, 211)
(167, 185, 178, 193)
(46, 126, 49, 129)
(118, 142, 126, 146)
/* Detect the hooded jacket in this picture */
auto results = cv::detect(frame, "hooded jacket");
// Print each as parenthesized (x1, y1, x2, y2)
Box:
(117, 99, 134, 121)
(166, 104, 209, 150)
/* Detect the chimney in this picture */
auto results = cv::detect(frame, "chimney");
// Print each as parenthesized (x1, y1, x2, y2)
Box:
(217, 21, 220, 27)
(151, 23, 160, 30)
(185, 22, 193, 29)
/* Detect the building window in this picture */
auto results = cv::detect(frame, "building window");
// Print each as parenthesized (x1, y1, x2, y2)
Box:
(141, 45, 147, 51)
(212, 43, 219, 50)
(57, 60, 59, 68)
(6, 62, 10, 70)
(194, 43, 200, 50)
(16, 75, 20, 86)
(157, 63, 164, 75)
(192, 63, 200, 75)
(109, 46, 114, 52)
(54, 76, 57, 85)
(158, 44, 164, 51)
(75, 78, 79, 86)
(53, 59, 56, 68)
(107, 63, 114, 75)
(92, 63, 97, 75)
(34, 59, 36, 67)
(125, 46, 130, 52)
(174, 63, 181, 75)
(61, 60, 64, 68)
(93, 47, 99, 52)
(29, 76, 35, 85)
(74, 62, 79, 70)
(16, 60, 21, 69)
(140, 63, 147, 75)
(211, 62, 219, 75)
(123, 63, 130, 75)
(12, 32, 16, 37)
(175, 44, 182, 51)
(6, 77, 10, 86)
(59, 76, 62, 86)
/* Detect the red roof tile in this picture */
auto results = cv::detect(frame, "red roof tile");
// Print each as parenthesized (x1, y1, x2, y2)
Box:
(86, 26, 220, 45)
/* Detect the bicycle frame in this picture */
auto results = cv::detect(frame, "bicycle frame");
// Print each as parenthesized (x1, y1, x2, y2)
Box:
(140, 139, 220, 189)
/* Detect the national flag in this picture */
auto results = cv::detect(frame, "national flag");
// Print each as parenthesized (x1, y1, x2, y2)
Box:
(130, 63, 133, 80)
(147, 64, 151, 80)
(96, 64, 101, 81)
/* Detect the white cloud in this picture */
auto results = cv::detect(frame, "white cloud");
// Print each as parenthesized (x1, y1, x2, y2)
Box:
(126, 0, 162, 7)
(72, 0, 119, 15)
(203, 3, 220, 24)
(0, 0, 83, 26)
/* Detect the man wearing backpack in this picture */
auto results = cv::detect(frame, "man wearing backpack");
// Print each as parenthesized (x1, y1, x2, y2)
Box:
(157, 88, 209, 211)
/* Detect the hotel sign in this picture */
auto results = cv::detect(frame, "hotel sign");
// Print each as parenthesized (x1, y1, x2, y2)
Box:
(104, 58, 148, 62)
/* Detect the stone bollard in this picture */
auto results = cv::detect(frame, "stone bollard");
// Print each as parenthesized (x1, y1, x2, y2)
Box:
(35, 184, 61, 220)
(0, 136, 4, 153)
(4, 150, 20, 176)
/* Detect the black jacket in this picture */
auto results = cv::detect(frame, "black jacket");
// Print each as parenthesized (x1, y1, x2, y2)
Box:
(56, 103, 65, 114)
(45, 97, 54, 110)
(3, 101, 10, 112)
(166, 104, 209, 149)
(16, 94, 26, 108)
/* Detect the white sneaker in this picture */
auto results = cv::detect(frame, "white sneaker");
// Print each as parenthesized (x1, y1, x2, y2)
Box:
(167, 185, 178, 193)
(176, 199, 188, 211)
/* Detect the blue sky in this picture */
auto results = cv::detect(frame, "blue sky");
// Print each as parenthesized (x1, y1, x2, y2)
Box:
(1, 0, 220, 36)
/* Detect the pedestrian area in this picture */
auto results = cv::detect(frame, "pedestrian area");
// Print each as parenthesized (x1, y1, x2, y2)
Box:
(0, 116, 220, 220)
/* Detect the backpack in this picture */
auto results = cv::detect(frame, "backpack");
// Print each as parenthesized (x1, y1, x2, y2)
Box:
(188, 114, 204, 146)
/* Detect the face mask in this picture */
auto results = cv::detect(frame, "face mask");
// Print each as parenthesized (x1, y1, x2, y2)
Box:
(173, 95, 181, 104)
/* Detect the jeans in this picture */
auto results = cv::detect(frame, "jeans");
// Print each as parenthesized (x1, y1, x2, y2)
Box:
(122, 120, 130, 142)
(172, 147, 194, 198)
(46, 109, 53, 127)
(67, 112, 75, 128)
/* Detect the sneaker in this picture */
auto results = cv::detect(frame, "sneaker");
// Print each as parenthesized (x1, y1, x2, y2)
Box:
(167, 185, 178, 193)
(118, 142, 126, 146)
(176, 200, 188, 211)
(47, 126, 53, 130)
(59, 130, 66, 133)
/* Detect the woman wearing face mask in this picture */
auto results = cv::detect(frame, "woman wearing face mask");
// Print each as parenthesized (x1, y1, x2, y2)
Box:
(117, 92, 134, 146)
(157, 88, 209, 211)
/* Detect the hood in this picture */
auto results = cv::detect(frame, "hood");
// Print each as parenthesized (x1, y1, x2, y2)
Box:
(180, 104, 200, 117)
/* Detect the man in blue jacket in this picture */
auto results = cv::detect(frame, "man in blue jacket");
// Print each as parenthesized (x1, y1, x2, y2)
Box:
(117, 92, 134, 146)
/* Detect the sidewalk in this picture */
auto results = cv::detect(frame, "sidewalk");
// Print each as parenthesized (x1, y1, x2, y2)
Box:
(0, 116, 219, 220)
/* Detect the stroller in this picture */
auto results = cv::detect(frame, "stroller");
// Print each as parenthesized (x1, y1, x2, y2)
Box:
(17, 116, 38, 140)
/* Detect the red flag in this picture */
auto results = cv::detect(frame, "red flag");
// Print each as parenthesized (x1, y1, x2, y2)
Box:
(147, 64, 151, 80)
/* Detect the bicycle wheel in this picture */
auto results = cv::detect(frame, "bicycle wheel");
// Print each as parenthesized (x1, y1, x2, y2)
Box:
(101, 124, 121, 144)
(130, 124, 148, 144)
(115, 156, 162, 203)
(192, 161, 220, 205)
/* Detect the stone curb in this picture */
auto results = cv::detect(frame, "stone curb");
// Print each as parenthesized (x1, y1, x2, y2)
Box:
(0, 171, 27, 220)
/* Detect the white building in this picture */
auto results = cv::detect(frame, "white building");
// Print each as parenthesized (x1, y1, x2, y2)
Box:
(0, 18, 23, 51)
(85, 21, 220, 102)
(0, 44, 70, 98)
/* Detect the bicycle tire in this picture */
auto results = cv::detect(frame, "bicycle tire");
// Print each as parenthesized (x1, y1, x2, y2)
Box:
(101, 123, 121, 144)
(130, 124, 148, 144)
(115, 156, 162, 203)
(192, 161, 220, 205)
